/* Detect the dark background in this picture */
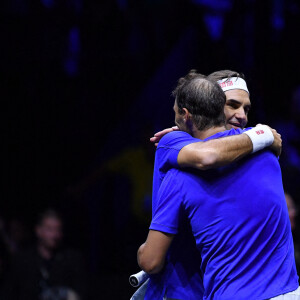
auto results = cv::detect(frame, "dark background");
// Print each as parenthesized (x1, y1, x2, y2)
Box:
(2, 0, 300, 298)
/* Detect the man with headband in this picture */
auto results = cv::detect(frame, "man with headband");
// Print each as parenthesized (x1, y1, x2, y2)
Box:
(208, 70, 251, 130)
(137, 75, 298, 299)
(152, 70, 251, 142)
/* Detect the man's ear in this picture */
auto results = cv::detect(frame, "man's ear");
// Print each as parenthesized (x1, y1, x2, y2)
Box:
(182, 108, 192, 121)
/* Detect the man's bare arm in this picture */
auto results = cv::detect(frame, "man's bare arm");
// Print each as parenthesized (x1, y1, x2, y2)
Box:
(178, 128, 281, 170)
(151, 125, 282, 170)
(137, 230, 174, 274)
(178, 134, 252, 169)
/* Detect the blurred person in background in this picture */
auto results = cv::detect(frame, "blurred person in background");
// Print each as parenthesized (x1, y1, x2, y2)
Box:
(286, 192, 300, 278)
(0, 216, 30, 287)
(274, 86, 300, 208)
(286, 193, 298, 232)
(1, 209, 87, 300)
(0, 217, 11, 286)
(275, 86, 300, 171)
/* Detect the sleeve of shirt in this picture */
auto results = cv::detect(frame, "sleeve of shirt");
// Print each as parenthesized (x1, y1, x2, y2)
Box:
(156, 131, 200, 169)
(150, 170, 183, 235)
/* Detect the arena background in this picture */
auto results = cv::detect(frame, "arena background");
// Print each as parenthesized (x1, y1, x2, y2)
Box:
(2, 0, 300, 298)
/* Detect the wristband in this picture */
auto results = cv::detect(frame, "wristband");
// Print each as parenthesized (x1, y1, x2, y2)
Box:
(244, 125, 274, 153)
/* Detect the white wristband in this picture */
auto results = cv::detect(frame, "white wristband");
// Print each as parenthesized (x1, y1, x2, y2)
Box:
(244, 125, 274, 153)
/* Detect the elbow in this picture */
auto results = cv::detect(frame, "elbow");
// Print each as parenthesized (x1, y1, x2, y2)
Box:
(137, 247, 164, 274)
(195, 149, 218, 170)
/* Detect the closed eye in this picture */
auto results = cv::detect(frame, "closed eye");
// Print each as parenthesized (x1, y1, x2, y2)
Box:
(226, 99, 241, 109)
(244, 105, 251, 114)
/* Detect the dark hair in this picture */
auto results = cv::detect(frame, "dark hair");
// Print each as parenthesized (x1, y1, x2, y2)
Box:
(207, 70, 245, 83)
(172, 69, 206, 97)
(36, 209, 62, 226)
(173, 72, 226, 131)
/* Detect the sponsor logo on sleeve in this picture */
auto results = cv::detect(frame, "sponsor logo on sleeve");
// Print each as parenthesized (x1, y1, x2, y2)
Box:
(256, 130, 265, 135)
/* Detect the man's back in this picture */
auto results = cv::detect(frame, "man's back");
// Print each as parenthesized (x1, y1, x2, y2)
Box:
(154, 148, 298, 299)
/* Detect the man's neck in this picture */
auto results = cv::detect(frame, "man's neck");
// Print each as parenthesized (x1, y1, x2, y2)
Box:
(191, 125, 227, 140)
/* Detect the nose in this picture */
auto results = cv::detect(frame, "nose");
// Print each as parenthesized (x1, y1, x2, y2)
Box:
(235, 107, 247, 122)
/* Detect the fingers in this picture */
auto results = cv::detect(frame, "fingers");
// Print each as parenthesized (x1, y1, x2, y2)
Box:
(271, 129, 282, 140)
(154, 128, 174, 137)
(269, 128, 282, 157)
(150, 126, 179, 144)
(255, 124, 281, 136)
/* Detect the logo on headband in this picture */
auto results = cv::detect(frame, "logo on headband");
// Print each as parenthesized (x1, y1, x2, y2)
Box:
(219, 80, 233, 88)
(218, 77, 249, 94)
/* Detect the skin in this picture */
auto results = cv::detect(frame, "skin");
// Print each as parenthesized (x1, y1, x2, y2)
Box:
(138, 231, 174, 274)
(223, 89, 251, 130)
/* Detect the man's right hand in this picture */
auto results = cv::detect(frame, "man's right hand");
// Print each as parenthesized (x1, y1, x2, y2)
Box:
(150, 126, 179, 146)
(255, 124, 282, 157)
(270, 128, 282, 157)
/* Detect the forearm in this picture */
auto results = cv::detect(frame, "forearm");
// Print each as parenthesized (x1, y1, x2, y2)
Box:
(206, 134, 253, 167)
(137, 231, 174, 274)
(178, 133, 252, 170)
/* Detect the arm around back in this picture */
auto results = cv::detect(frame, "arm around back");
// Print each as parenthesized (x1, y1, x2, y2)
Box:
(177, 133, 253, 169)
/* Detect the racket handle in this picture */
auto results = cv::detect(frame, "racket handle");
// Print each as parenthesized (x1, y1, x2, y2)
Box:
(129, 270, 149, 287)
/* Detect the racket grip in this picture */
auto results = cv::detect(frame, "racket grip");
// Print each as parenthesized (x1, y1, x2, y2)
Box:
(129, 270, 149, 287)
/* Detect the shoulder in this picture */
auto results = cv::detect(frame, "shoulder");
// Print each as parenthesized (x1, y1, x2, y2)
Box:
(158, 131, 199, 150)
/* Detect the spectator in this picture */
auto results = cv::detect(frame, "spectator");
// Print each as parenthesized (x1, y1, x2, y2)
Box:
(0, 217, 11, 285)
(286, 192, 298, 231)
(285, 192, 300, 277)
(1, 209, 87, 300)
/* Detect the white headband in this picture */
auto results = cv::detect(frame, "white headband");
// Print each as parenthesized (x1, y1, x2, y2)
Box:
(218, 77, 249, 94)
